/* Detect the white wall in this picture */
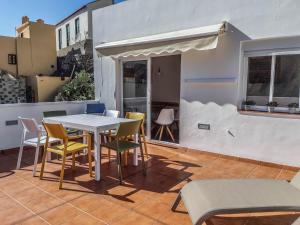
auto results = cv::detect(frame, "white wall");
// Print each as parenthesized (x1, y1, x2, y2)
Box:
(92, 0, 300, 167)
(56, 10, 89, 50)
(0, 101, 91, 150)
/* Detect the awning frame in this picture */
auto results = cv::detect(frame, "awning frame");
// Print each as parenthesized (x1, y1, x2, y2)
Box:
(96, 22, 226, 50)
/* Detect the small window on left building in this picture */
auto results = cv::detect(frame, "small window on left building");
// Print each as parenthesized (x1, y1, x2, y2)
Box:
(75, 18, 80, 39)
(8, 54, 17, 65)
(66, 24, 70, 47)
(58, 28, 62, 49)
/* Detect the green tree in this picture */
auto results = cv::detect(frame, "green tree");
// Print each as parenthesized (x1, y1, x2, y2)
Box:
(55, 71, 95, 101)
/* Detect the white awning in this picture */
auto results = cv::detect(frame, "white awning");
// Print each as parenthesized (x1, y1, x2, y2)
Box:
(96, 22, 226, 58)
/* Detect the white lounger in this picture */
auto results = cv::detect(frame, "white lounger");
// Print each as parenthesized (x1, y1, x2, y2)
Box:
(172, 171, 300, 225)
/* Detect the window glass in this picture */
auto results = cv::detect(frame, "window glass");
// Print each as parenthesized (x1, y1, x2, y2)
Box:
(58, 29, 62, 49)
(274, 55, 300, 98)
(247, 56, 272, 97)
(75, 18, 80, 38)
(66, 24, 70, 46)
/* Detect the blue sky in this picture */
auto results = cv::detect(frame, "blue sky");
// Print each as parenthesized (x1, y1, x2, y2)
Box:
(0, 0, 124, 37)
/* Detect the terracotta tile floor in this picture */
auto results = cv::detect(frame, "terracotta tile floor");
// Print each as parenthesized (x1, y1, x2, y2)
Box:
(0, 144, 299, 225)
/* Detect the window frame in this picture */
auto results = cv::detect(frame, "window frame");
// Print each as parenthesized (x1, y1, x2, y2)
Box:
(58, 28, 62, 49)
(243, 49, 300, 112)
(75, 17, 80, 39)
(8, 54, 17, 65)
(66, 24, 70, 47)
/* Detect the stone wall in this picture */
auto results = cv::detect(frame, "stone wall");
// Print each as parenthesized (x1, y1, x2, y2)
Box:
(0, 71, 26, 104)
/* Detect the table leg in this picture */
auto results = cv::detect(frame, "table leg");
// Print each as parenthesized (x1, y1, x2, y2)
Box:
(83, 130, 88, 155)
(133, 134, 138, 166)
(94, 129, 101, 181)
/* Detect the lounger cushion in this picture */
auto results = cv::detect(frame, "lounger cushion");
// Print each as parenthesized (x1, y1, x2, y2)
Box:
(181, 179, 300, 225)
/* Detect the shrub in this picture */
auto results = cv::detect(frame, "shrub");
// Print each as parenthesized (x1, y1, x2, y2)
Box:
(55, 71, 95, 101)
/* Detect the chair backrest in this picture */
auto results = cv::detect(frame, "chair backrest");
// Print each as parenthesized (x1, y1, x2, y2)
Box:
(18, 117, 39, 134)
(43, 110, 67, 118)
(125, 112, 145, 122)
(105, 110, 120, 118)
(116, 120, 142, 138)
(86, 103, 106, 114)
(43, 122, 68, 141)
(156, 108, 174, 125)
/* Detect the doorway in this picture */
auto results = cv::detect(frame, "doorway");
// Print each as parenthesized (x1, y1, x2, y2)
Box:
(151, 55, 181, 143)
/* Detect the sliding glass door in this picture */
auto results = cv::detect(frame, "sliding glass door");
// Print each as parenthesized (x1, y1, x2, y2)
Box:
(122, 60, 148, 135)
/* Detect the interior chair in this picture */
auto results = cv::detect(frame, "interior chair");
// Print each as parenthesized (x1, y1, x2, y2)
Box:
(86, 103, 106, 114)
(40, 122, 93, 189)
(16, 117, 60, 176)
(154, 108, 175, 142)
(172, 171, 300, 225)
(100, 120, 146, 184)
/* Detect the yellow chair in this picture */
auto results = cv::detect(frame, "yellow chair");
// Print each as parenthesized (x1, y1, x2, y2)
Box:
(40, 123, 93, 189)
(125, 112, 148, 156)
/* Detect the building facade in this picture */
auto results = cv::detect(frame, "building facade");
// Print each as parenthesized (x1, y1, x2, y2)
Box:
(0, 16, 57, 76)
(55, 0, 114, 76)
(92, 0, 300, 167)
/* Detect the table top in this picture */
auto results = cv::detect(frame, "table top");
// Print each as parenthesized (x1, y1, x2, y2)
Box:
(43, 114, 134, 132)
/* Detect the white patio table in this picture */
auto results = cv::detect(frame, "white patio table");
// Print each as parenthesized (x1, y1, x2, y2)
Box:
(43, 114, 138, 181)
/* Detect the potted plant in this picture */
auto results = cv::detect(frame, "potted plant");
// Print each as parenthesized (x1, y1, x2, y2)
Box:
(266, 101, 278, 113)
(288, 103, 299, 114)
(242, 100, 256, 111)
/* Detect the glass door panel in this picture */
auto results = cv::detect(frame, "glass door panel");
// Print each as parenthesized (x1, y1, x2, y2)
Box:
(123, 60, 148, 135)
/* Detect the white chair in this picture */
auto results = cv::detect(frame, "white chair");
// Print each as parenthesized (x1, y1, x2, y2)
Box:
(154, 108, 175, 142)
(16, 117, 60, 176)
(105, 110, 120, 118)
(102, 110, 120, 161)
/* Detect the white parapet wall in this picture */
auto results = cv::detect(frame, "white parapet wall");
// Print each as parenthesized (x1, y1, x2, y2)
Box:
(0, 101, 97, 150)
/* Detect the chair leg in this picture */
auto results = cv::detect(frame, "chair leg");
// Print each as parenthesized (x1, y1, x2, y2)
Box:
(108, 149, 111, 162)
(39, 148, 48, 179)
(108, 135, 112, 162)
(124, 151, 128, 166)
(159, 126, 164, 141)
(117, 152, 123, 184)
(72, 152, 76, 172)
(166, 126, 175, 142)
(88, 134, 93, 177)
(59, 155, 66, 189)
(88, 146, 93, 177)
(16, 143, 24, 170)
(154, 126, 161, 139)
(32, 145, 40, 177)
(171, 192, 182, 211)
(141, 127, 148, 158)
(139, 143, 146, 176)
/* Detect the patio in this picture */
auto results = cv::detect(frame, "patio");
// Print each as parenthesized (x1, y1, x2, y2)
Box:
(0, 144, 299, 225)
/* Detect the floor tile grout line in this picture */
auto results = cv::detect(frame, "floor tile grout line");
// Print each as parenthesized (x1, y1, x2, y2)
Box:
(14, 174, 110, 225)
(0, 189, 52, 225)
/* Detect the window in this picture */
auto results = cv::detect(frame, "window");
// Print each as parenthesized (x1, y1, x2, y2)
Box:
(58, 29, 62, 49)
(246, 53, 300, 108)
(75, 18, 80, 39)
(8, 54, 17, 65)
(66, 24, 70, 47)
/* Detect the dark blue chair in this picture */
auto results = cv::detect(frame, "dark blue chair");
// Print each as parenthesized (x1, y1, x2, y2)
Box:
(86, 103, 106, 114)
